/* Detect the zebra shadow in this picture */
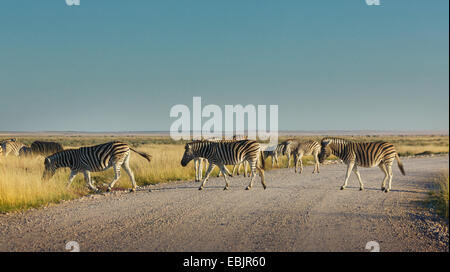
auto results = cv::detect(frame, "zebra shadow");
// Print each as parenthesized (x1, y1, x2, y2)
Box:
(343, 186, 426, 194)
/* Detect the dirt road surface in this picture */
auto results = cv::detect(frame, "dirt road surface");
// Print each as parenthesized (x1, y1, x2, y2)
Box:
(0, 156, 448, 252)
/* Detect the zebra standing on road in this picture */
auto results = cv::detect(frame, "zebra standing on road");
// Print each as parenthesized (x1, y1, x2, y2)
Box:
(293, 140, 321, 174)
(31, 141, 64, 157)
(42, 141, 152, 192)
(181, 140, 266, 190)
(1, 139, 24, 157)
(192, 140, 233, 182)
(318, 137, 405, 192)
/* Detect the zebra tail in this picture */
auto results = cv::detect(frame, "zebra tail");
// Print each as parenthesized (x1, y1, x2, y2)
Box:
(396, 153, 405, 175)
(260, 150, 266, 170)
(130, 147, 152, 162)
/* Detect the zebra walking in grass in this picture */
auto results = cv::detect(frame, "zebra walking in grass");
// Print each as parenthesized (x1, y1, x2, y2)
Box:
(292, 140, 321, 174)
(181, 140, 266, 190)
(19, 146, 32, 157)
(31, 141, 64, 157)
(318, 137, 405, 192)
(264, 140, 296, 167)
(1, 139, 24, 157)
(42, 141, 152, 192)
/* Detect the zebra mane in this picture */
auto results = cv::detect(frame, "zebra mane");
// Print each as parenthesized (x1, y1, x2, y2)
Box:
(321, 137, 352, 145)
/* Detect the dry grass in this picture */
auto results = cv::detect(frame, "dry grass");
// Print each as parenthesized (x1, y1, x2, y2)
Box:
(427, 171, 449, 219)
(0, 134, 447, 213)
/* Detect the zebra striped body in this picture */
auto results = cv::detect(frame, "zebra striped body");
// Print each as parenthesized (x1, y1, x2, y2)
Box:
(192, 140, 235, 182)
(19, 146, 32, 157)
(318, 137, 405, 192)
(293, 140, 321, 174)
(263, 141, 294, 167)
(1, 139, 24, 157)
(43, 141, 151, 192)
(181, 140, 266, 190)
(31, 141, 64, 157)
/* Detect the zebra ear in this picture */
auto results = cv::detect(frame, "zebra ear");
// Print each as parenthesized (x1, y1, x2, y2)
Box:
(322, 140, 331, 146)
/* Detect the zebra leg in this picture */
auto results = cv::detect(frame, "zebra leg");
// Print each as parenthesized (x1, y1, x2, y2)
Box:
(67, 170, 78, 188)
(379, 163, 389, 191)
(194, 158, 199, 182)
(352, 166, 364, 191)
(122, 157, 137, 192)
(294, 154, 298, 173)
(199, 163, 215, 190)
(244, 161, 248, 177)
(385, 164, 394, 193)
(299, 154, 304, 174)
(232, 164, 238, 176)
(314, 153, 320, 173)
(106, 165, 122, 192)
(83, 171, 98, 192)
(341, 162, 354, 190)
(219, 164, 231, 190)
(245, 160, 258, 190)
(257, 164, 266, 189)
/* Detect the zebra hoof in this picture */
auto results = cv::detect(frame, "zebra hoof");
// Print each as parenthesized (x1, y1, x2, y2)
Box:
(106, 187, 111, 192)
(223, 187, 229, 191)
(340, 186, 345, 190)
(384, 189, 390, 193)
(129, 188, 136, 192)
(245, 186, 251, 190)
(359, 188, 364, 191)
(381, 187, 386, 191)
(263, 185, 267, 190)
(198, 187, 203, 191)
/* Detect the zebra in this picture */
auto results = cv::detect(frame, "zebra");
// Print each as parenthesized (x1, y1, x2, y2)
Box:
(263, 140, 296, 167)
(181, 140, 266, 190)
(19, 146, 33, 157)
(194, 157, 206, 182)
(292, 140, 321, 174)
(42, 141, 152, 192)
(1, 139, 24, 157)
(318, 137, 405, 192)
(30, 141, 64, 157)
(192, 140, 235, 181)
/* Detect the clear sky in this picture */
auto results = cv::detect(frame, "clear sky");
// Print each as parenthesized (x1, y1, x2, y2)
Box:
(0, 0, 448, 132)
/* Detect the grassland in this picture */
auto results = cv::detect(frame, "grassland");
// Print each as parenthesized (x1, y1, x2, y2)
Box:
(0, 134, 448, 213)
(427, 171, 449, 219)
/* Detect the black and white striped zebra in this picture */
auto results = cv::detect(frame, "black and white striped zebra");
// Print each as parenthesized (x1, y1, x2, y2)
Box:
(31, 141, 64, 157)
(192, 139, 235, 182)
(19, 146, 32, 157)
(318, 137, 405, 192)
(263, 140, 296, 167)
(181, 140, 266, 190)
(1, 139, 24, 157)
(42, 141, 152, 192)
(293, 140, 321, 174)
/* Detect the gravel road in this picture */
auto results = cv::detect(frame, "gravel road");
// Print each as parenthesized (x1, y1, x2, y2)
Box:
(0, 156, 448, 252)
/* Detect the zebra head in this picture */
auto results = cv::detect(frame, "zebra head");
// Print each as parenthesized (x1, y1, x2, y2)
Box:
(181, 143, 195, 167)
(318, 139, 332, 163)
(42, 157, 57, 180)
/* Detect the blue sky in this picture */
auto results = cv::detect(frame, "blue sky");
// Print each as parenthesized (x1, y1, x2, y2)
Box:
(0, 0, 448, 132)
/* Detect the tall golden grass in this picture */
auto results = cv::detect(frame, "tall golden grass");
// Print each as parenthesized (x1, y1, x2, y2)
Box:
(0, 135, 448, 213)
